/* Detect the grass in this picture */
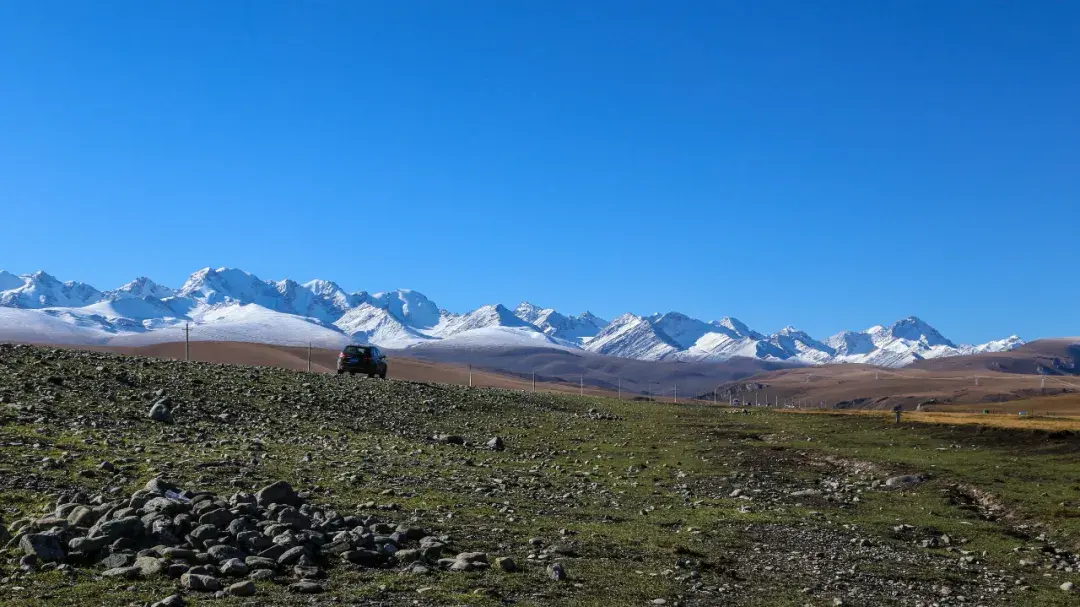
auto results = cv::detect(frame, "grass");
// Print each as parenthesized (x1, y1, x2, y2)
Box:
(2, 346, 1080, 605)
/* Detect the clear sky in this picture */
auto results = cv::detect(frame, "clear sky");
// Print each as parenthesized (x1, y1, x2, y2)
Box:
(1, 1, 1077, 343)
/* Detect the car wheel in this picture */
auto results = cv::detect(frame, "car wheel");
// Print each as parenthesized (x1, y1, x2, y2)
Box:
(336, 369, 343, 375)
(379, 369, 387, 379)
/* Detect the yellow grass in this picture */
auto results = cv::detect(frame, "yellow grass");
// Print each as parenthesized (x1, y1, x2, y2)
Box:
(781, 407, 1080, 431)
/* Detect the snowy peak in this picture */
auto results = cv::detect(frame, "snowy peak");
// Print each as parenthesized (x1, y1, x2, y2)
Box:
(650, 312, 717, 349)
(178, 267, 279, 306)
(514, 302, 547, 325)
(513, 302, 608, 342)
(825, 331, 876, 356)
(585, 314, 680, 360)
(370, 289, 441, 329)
(107, 277, 175, 300)
(876, 316, 956, 348)
(0, 270, 104, 309)
(0, 266, 1027, 369)
(711, 316, 761, 340)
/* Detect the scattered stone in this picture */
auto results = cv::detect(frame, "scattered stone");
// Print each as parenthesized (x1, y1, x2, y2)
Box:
(1063, 581, 1076, 592)
(250, 569, 275, 581)
(220, 558, 248, 577)
(289, 581, 325, 594)
(103, 566, 142, 579)
(181, 573, 222, 592)
(134, 556, 166, 577)
(486, 436, 505, 451)
(257, 481, 299, 507)
(547, 562, 567, 581)
(885, 475, 926, 488)
(229, 580, 257, 597)
(148, 402, 173, 423)
(150, 595, 185, 607)
(20, 534, 65, 562)
(495, 556, 517, 572)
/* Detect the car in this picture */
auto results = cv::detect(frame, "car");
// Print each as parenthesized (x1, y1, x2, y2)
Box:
(337, 345, 388, 378)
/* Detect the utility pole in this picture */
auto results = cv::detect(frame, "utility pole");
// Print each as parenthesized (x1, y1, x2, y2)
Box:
(580, 375, 583, 396)
(307, 342, 312, 373)
(468, 365, 473, 388)
(975, 376, 980, 386)
(184, 322, 190, 362)
(618, 377, 621, 400)
(532, 371, 536, 392)
(674, 383, 678, 404)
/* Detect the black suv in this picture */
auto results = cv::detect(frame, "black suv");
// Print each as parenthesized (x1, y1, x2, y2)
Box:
(337, 345, 388, 378)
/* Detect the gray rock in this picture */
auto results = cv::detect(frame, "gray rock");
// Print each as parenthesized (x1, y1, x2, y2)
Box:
(496, 556, 517, 572)
(67, 506, 99, 527)
(395, 548, 421, 564)
(1063, 582, 1076, 592)
(190, 524, 219, 544)
(278, 545, 307, 566)
(449, 560, 475, 572)
(245, 556, 278, 570)
(89, 516, 144, 542)
(199, 508, 234, 528)
(256, 481, 298, 507)
(181, 573, 222, 591)
(343, 549, 382, 566)
(207, 544, 246, 563)
(69, 536, 107, 553)
(135, 556, 166, 577)
(144, 478, 180, 495)
(229, 580, 257, 596)
(161, 547, 197, 561)
(102, 566, 142, 579)
(148, 403, 173, 423)
(547, 562, 567, 581)
(289, 581, 325, 594)
(144, 497, 188, 517)
(20, 533, 65, 562)
(150, 594, 185, 607)
(220, 558, 249, 577)
(436, 434, 465, 445)
(457, 551, 489, 564)
(486, 436, 505, 451)
(885, 474, 926, 488)
(100, 553, 135, 569)
(250, 568, 275, 581)
(790, 489, 822, 498)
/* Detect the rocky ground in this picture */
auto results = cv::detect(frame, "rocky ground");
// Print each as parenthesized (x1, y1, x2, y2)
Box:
(1, 343, 1079, 606)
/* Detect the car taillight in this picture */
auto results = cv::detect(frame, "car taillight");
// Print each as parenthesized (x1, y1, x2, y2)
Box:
(338, 353, 345, 358)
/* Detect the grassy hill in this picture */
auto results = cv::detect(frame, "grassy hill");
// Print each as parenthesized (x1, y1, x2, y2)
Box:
(1, 344, 1078, 606)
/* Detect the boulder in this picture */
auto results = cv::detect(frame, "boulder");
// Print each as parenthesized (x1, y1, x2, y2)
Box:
(181, 573, 222, 592)
(256, 481, 298, 507)
(229, 580, 257, 596)
(19, 533, 65, 562)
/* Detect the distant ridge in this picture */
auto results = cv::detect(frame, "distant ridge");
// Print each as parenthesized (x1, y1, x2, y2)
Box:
(0, 266, 1024, 368)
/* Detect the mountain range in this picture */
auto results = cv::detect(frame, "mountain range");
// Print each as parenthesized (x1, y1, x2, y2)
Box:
(0, 267, 1024, 368)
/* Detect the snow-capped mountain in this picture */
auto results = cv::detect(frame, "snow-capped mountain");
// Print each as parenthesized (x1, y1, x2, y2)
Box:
(586, 314, 681, 360)
(0, 271, 105, 309)
(0, 267, 1026, 368)
(106, 277, 175, 300)
(514, 303, 607, 342)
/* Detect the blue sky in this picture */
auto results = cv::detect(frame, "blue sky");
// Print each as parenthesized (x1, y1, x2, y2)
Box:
(1, 1, 1076, 343)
